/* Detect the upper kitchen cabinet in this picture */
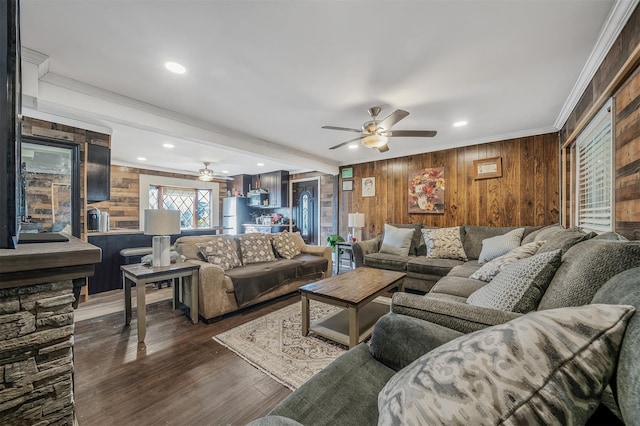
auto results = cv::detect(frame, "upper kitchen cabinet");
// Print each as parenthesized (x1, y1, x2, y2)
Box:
(86, 143, 111, 202)
(254, 171, 289, 208)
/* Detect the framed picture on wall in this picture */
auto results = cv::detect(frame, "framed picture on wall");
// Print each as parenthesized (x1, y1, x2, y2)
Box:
(362, 177, 375, 197)
(341, 167, 353, 179)
(473, 157, 502, 180)
(342, 180, 353, 191)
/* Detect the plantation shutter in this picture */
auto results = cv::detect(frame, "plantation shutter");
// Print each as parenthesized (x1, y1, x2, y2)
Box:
(575, 99, 613, 233)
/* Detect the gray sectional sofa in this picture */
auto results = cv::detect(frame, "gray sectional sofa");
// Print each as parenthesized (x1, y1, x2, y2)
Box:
(249, 238, 640, 426)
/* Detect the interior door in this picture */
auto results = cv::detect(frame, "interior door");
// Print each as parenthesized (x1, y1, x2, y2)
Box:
(292, 181, 319, 245)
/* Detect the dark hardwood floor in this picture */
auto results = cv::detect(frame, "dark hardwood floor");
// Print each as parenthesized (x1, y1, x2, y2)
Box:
(74, 294, 299, 425)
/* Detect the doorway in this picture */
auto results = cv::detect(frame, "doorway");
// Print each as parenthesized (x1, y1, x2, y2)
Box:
(292, 179, 319, 245)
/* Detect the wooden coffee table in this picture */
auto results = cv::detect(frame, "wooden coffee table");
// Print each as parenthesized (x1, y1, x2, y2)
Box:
(299, 267, 406, 348)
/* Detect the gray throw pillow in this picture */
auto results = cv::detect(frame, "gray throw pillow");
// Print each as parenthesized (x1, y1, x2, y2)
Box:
(377, 304, 635, 426)
(477, 227, 525, 264)
(379, 224, 415, 256)
(536, 228, 595, 255)
(470, 241, 543, 282)
(466, 249, 562, 313)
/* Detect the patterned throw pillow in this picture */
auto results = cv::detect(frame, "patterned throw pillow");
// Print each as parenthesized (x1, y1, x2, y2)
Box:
(477, 228, 525, 264)
(196, 237, 241, 271)
(271, 232, 301, 259)
(237, 233, 276, 264)
(466, 249, 562, 313)
(421, 227, 467, 261)
(470, 241, 544, 282)
(377, 304, 635, 426)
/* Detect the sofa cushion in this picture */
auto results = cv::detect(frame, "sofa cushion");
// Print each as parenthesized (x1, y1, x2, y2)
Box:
(421, 227, 467, 261)
(364, 252, 409, 271)
(225, 259, 299, 306)
(272, 232, 302, 259)
(446, 260, 481, 278)
(477, 227, 525, 263)
(406, 256, 463, 277)
(378, 304, 635, 426)
(467, 249, 562, 313)
(196, 237, 242, 271)
(521, 223, 560, 245)
(429, 276, 486, 298)
(536, 227, 595, 255)
(538, 240, 640, 311)
(236, 233, 276, 264)
(379, 224, 415, 256)
(292, 253, 329, 276)
(462, 225, 517, 260)
(269, 343, 395, 426)
(470, 241, 543, 282)
(386, 223, 423, 255)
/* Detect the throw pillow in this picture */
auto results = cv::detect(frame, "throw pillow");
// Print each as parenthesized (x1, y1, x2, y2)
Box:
(536, 227, 595, 255)
(470, 241, 544, 282)
(196, 238, 241, 270)
(421, 227, 467, 261)
(271, 232, 301, 259)
(377, 304, 635, 426)
(477, 228, 525, 264)
(466, 249, 562, 313)
(237, 233, 276, 264)
(379, 224, 415, 256)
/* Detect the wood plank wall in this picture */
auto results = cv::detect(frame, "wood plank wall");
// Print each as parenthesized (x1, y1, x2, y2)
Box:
(615, 66, 640, 240)
(339, 133, 559, 240)
(559, 5, 640, 240)
(91, 165, 228, 230)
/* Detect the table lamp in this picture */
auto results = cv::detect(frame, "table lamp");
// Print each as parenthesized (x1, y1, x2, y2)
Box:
(348, 212, 365, 242)
(144, 209, 180, 267)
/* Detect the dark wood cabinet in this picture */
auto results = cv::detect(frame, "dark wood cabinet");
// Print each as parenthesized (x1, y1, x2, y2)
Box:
(232, 174, 253, 196)
(258, 171, 289, 208)
(86, 143, 111, 202)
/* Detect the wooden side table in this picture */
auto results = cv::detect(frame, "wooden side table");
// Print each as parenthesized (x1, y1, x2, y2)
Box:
(121, 262, 200, 342)
(335, 242, 354, 274)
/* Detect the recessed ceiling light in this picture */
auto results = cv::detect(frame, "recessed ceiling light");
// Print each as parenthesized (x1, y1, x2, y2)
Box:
(453, 121, 468, 127)
(257, 163, 264, 167)
(137, 157, 147, 161)
(165, 61, 186, 74)
(348, 144, 359, 149)
(162, 143, 174, 148)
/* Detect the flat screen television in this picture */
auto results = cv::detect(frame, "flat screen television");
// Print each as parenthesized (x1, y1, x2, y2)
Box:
(0, 0, 22, 249)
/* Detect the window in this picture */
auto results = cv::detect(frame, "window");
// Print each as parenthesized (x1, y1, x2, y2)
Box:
(149, 185, 212, 229)
(575, 99, 613, 233)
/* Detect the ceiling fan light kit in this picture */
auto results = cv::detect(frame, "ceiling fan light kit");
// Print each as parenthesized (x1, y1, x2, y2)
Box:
(323, 106, 436, 152)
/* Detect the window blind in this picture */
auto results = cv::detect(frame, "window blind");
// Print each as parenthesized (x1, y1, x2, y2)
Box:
(575, 99, 613, 233)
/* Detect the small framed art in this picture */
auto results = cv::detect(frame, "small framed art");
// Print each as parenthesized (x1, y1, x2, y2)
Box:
(473, 157, 502, 180)
(341, 167, 353, 179)
(342, 180, 353, 191)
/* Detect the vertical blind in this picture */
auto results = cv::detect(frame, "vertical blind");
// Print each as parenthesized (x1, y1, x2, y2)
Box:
(576, 99, 613, 233)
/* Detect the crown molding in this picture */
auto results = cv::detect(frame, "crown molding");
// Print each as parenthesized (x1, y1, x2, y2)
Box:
(554, 0, 639, 130)
(21, 47, 49, 78)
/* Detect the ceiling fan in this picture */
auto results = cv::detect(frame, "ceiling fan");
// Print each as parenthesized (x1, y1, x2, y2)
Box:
(323, 106, 437, 152)
(198, 162, 232, 181)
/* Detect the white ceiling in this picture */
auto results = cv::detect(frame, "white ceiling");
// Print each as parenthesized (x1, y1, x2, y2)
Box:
(18, 0, 633, 178)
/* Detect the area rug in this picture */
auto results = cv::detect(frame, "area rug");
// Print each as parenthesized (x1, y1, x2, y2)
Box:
(213, 298, 389, 390)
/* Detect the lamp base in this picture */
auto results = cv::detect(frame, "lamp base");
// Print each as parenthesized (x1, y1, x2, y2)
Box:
(152, 235, 171, 267)
(352, 227, 362, 243)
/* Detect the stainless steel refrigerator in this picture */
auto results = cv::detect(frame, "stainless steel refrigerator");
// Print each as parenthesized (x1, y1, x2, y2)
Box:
(222, 197, 251, 235)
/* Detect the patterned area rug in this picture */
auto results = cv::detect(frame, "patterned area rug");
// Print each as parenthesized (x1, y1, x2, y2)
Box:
(213, 300, 366, 390)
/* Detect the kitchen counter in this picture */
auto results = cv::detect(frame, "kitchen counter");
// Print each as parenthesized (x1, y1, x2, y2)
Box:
(88, 227, 224, 237)
(243, 223, 292, 234)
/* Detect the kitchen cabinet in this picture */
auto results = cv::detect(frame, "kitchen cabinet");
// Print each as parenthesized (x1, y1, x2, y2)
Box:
(86, 143, 111, 202)
(255, 171, 289, 208)
(232, 174, 252, 196)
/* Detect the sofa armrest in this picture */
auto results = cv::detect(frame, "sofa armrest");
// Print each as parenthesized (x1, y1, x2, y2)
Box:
(301, 244, 333, 277)
(369, 312, 463, 371)
(352, 236, 382, 267)
(391, 292, 522, 334)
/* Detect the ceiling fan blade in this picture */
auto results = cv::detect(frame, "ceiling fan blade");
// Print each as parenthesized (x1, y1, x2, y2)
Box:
(384, 130, 437, 137)
(376, 144, 390, 153)
(377, 110, 409, 131)
(322, 125, 363, 133)
(329, 135, 363, 150)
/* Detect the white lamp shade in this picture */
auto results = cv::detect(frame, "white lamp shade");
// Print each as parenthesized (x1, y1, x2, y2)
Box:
(348, 213, 365, 228)
(144, 209, 181, 235)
